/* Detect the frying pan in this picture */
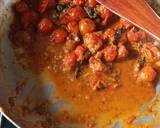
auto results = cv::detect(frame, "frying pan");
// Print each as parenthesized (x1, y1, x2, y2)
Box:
(1, 0, 160, 127)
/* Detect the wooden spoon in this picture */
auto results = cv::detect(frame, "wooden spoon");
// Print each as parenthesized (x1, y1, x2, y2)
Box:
(96, 0, 160, 41)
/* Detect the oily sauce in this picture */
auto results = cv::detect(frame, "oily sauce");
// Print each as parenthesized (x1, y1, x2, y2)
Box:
(10, 32, 155, 126)
(44, 42, 155, 127)
(8, 0, 160, 127)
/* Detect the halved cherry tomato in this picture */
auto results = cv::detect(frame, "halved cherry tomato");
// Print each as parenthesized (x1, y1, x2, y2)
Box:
(103, 45, 117, 62)
(83, 33, 103, 53)
(38, 18, 53, 33)
(50, 28, 68, 44)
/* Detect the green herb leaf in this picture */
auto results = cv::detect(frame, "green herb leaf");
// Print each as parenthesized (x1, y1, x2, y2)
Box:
(114, 27, 125, 42)
(84, 6, 100, 20)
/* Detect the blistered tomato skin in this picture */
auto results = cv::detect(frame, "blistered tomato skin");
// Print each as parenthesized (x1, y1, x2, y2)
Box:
(63, 53, 77, 71)
(89, 57, 107, 74)
(83, 33, 103, 54)
(103, 28, 116, 39)
(127, 30, 139, 42)
(67, 21, 79, 33)
(38, 18, 53, 33)
(117, 45, 128, 60)
(50, 28, 68, 44)
(74, 45, 87, 61)
(60, 6, 85, 24)
(103, 45, 118, 62)
(15, 1, 28, 14)
(97, 5, 112, 20)
(10, 0, 160, 93)
(142, 42, 160, 63)
(79, 18, 96, 35)
(138, 66, 157, 82)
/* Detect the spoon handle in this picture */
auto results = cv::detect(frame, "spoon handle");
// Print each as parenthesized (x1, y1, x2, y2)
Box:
(97, 0, 160, 41)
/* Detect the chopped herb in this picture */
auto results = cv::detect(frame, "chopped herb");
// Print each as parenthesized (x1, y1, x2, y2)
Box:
(63, 3, 71, 9)
(84, 50, 92, 62)
(95, 31, 103, 37)
(55, 3, 70, 19)
(56, 3, 70, 12)
(56, 4, 64, 12)
(75, 51, 92, 78)
(84, 6, 100, 20)
(75, 61, 83, 79)
(138, 55, 145, 68)
(114, 27, 125, 42)
(55, 11, 61, 19)
(94, 17, 101, 24)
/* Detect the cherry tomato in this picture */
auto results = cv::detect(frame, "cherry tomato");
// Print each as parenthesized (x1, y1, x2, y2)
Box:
(103, 45, 117, 62)
(73, 0, 85, 5)
(66, 40, 79, 51)
(38, 0, 49, 13)
(74, 45, 87, 61)
(142, 42, 160, 63)
(127, 30, 139, 42)
(119, 32, 127, 43)
(21, 10, 38, 29)
(138, 31, 146, 40)
(67, 21, 79, 33)
(63, 53, 77, 71)
(79, 18, 96, 35)
(83, 33, 103, 53)
(38, 18, 53, 33)
(138, 66, 157, 82)
(15, 1, 28, 14)
(87, 0, 97, 7)
(97, 5, 112, 20)
(50, 28, 68, 44)
(38, 0, 56, 13)
(60, 6, 85, 24)
(89, 57, 107, 74)
(103, 28, 116, 39)
(117, 45, 128, 59)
